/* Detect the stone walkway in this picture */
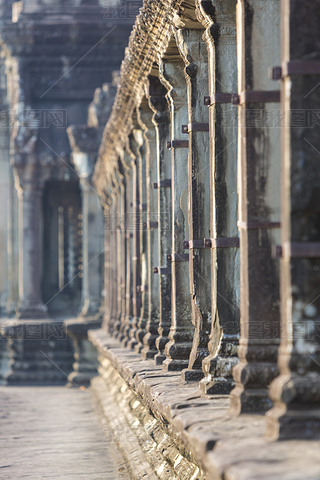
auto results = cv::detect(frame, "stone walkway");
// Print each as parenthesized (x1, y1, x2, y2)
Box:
(0, 386, 127, 480)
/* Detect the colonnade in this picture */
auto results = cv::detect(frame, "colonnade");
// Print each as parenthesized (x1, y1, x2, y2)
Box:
(98, 0, 320, 440)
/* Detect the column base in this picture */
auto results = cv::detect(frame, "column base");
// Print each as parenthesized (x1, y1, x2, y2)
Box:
(265, 372, 320, 440)
(181, 368, 204, 382)
(127, 335, 138, 350)
(134, 340, 145, 354)
(201, 351, 239, 394)
(154, 352, 166, 365)
(141, 330, 158, 359)
(120, 317, 134, 346)
(0, 332, 10, 384)
(141, 348, 157, 360)
(64, 317, 101, 387)
(199, 375, 235, 394)
(229, 359, 278, 415)
(133, 327, 147, 353)
(17, 302, 48, 320)
(163, 339, 194, 369)
(113, 314, 125, 339)
(162, 358, 189, 371)
(229, 384, 273, 415)
(154, 333, 170, 364)
(266, 404, 320, 441)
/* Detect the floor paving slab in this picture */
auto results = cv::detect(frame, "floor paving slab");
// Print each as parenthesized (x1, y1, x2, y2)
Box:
(0, 386, 127, 480)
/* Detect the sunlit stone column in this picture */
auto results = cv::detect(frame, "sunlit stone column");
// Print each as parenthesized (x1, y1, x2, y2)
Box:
(134, 108, 150, 353)
(147, 75, 172, 365)
(266, 0, 320, 440)
(197, 0, 240, 394)
(140, 97, 161, 360)
(230, 0, 281, 414)
(68, 126, 104, 319)
(113, 165, 127, 339)
(158, 51, 194, 372)
(101, 188, 113, 334)
(175, 24, 211, 381)
(119, 146, 135, 345)
(127, 126, 144, 350)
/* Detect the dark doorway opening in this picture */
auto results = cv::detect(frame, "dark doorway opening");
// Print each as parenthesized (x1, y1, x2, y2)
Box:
(43, 180, 82, 317)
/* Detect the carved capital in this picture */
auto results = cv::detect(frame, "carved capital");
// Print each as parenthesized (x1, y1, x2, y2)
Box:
(196, 0, 237, 47)
(145, 76, 169, 127)
(67, 125, 101, 154)
(88, 79, 118, 129)
(137, 99, 156, 142)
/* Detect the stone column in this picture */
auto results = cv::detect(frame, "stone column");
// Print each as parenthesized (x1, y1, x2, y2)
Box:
(147, 76, 172, 365)
(230, 0, 281, 414)
(0, 87, 10, 316)
(175, 26, 211, 381)
(140, 98, 161, 360)
(64, 126, 105, 385)
(119, 147, 135, 345)
(76, 181, 104, 317)
(134, 115, 149, 353)
(118, 151, 130, 340)
(0, 72, 11, 368)
(103, 197, 113, 334)
(197, 1, 240, 394)
(79, 179, 104, 318)
(123, 139, 140, 348)
(6, 168, 19, 316)
(266, 0, 320, 440)
(109, 183, 120, 337)
(158, 54, 194, 372)
(15, 172, 47, 319)
(128, 129, 143, 350)
(113, 170, 126, 338)
(102, 195, 113, 333)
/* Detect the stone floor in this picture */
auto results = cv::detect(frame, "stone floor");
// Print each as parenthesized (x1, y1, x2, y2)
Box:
(0, 386, 128, 480)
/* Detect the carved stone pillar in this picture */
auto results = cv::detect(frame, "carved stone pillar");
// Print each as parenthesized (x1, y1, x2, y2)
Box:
(109, 181, 121, 337)
(64, 319, 99, 387)
(128, 128, 143, 350)
(266, 0, 320, 440)
(230, 0, 281, 414)
(122, 138, 141, 348)
(64, 126, 105, 386)
(140, 99, 161, 360)
(68, 126, 104, 319)
(133, 115, 150, 353)
(104, 197, 116, 336)
(158, 53, 194, 372)
(15, 174, 47, 319)
(119, 148, 135, 345)
(113, 168, 126, 338)
(175, 25, 211, 381)
(6, 168, 19, 316)
(147, 76, 172, 365)
(197, 1, 240, 394)
(0, 80, 11, 316)
(79, 179, 104, 316)
(102, 196, 113, 333)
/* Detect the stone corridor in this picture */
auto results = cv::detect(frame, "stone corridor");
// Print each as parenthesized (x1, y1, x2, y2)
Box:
(0, 0, 320, 478)
(0, 386, 127, 480)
